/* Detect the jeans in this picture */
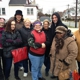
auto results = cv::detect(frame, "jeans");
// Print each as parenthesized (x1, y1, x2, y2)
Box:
(44, 56, 50, 73)
(29, 53, 44, 80)
(4, 57, 20, 78)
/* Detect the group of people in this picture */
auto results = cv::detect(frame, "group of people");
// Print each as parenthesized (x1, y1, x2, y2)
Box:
(0, 9, 80, 80)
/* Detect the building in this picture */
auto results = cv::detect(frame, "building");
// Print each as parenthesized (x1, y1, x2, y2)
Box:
(62, 7, 80, 20)
(0, 0, 38, 22)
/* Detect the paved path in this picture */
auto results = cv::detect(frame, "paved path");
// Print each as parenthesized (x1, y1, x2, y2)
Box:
(9, 64, 56, 80)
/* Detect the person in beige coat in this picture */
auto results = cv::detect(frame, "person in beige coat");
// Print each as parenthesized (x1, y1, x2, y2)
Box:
(50, 26, 78, 80)
(74, 20, 80, 75)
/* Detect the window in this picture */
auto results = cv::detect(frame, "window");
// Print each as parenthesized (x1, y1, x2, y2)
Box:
(27, 8, 33, 15)
(2, 8, 5, 15)
(31, 8, 33, 15)
(0, 8, 6, 15)
(72, 13, 75, 15)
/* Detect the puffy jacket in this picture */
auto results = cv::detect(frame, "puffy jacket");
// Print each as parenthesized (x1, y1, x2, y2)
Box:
(18, 26, 33, 47)
(1, 31, 22, 58)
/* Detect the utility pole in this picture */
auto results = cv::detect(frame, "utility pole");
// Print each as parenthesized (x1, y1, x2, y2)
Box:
(68, 4, 70, 18)
(75, 0, 78, 28)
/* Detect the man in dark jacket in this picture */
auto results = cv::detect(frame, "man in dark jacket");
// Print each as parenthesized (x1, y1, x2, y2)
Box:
(51, 12, 68, 39)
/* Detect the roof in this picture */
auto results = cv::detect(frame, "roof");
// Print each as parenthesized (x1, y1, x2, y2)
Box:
(9, 0, 38, 9)
(9, 0, 26, 6)
(40, 16, 51, 22)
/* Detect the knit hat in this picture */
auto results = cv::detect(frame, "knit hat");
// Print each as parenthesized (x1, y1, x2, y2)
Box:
(55, 26, 68, 34)
(15, 10, 23, 16)
(33, 20, 42, 26)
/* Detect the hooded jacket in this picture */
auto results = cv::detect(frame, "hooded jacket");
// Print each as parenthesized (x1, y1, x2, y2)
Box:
(51, 12, 68, 38)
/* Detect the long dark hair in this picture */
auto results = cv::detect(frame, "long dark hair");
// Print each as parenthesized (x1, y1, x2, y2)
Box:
(5, 20, 16, 32)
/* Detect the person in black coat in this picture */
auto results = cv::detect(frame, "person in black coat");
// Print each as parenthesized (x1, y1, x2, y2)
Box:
(42, 19, 52, 76)
(2, 20, 22, 80)
(18, 18, 33, 77)
(51, 12, 68, 39)
(0, 18, 5, 80)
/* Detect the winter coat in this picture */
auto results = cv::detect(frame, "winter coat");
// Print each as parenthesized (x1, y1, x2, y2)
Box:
(18, 26, 33, 48)
(15, 21, 24, 29)
(30, 30, 46, 55)
(51, 12, 68, 38)
(1, 31, 22, 58)
(42, 28, 52, 57)
(74, 30, 80, 62)
(50, 37, 78, 76)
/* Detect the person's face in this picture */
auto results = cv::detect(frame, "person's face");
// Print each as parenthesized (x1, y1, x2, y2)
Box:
(11, 21, 16, 30)
(16, 15, 22, 21)
(52, 15, 58, 24)
(34, 24, 42, 31)
(56, 32, 65, 39)
(0, 18, 5, 27)
(24, 21, 31, 28)
(43, 21, 49, 29)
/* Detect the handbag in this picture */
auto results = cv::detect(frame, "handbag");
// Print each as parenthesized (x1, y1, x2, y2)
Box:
(72, 70, 80, 80)
(58, 66, 71, 80)
(11, 47, 28, 63)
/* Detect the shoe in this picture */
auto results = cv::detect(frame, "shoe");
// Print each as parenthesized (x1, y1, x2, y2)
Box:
(15, 76, 21, 80)
(23, 73, 28, 77)
(45, 71, 49, 76)
(38, 77, 46, 80)
(19, 66, 24, 71)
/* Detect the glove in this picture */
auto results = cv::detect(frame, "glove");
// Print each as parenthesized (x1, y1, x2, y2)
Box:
(6, 39, 13, 43)
(35, 43, 42, 48)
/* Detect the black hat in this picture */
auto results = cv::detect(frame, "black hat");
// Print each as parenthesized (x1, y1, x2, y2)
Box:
(15, 10, 23, 16)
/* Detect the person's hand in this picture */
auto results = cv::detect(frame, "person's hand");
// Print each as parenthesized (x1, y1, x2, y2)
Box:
(41, 43, 46, 48)
(6, 39, 13, 43)
(35, 43, 42, 48)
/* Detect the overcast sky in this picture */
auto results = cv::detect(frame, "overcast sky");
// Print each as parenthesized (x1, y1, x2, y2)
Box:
(35, 0, 75, 13)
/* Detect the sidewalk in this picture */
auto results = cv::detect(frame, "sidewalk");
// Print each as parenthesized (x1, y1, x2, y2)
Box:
(69, 28, 78, 33)
(9, 64, 56, 80)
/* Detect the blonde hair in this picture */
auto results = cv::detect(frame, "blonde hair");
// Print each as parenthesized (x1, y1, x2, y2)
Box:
(43, 19, 50, 25)
(24, 18, 31, 23)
